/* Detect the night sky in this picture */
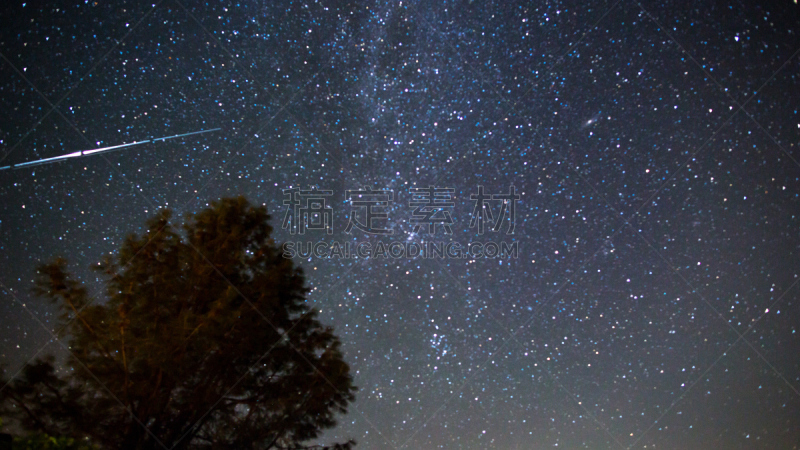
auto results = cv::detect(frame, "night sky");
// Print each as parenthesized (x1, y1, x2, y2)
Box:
(2, 0, 800, 448)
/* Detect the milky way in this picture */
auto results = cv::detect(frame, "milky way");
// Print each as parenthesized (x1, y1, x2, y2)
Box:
(1, 1, 799, 448)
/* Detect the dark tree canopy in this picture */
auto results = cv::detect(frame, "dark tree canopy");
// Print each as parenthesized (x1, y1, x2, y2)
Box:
(1, 197, 356, 450)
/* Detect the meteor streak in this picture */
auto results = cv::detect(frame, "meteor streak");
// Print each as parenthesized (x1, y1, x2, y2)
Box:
(0, 128, 221, 171)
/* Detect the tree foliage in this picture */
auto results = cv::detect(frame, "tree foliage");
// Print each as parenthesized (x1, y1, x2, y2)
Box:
(0, 197, 356, 449)
(13, 432, 98, 450)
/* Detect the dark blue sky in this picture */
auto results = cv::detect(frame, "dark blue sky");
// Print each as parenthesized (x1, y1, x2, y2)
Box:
(1, 0, 800, 448)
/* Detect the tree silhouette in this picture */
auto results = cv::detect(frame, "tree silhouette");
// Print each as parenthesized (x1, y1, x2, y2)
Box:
(0, 197, 356, 449)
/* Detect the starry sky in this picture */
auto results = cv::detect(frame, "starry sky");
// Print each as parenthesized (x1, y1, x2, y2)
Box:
(1, 0, 800, 448)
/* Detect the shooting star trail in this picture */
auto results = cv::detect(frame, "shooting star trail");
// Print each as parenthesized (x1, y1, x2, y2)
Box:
(0, 127, 221, 171)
